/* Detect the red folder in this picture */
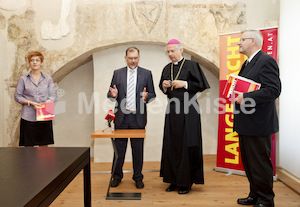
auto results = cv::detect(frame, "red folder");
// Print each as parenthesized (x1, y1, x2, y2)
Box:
(36, 102, 55, 121)
(223, 74, 261, 99)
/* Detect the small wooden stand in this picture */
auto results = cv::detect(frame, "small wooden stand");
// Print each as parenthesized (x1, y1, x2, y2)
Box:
(91, 129, 146, 200)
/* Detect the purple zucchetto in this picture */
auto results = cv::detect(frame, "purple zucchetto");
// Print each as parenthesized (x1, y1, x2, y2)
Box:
(167, 39, 181, 45)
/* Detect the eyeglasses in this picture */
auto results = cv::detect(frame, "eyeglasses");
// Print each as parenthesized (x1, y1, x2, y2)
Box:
(30, 59, 41, 63)
(239, 37, 253, 42)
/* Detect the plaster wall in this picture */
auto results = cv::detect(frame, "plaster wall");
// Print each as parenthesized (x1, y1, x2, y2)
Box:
(279, 0, 300, 179)
(53, 61, 94, 154)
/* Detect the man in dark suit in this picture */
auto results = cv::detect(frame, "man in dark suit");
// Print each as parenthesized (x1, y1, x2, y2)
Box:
(107, 47, 156, 189)
(234, 30, 281, 207)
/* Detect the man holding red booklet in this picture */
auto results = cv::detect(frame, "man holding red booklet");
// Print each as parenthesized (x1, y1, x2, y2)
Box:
(233, 30, 281, 207)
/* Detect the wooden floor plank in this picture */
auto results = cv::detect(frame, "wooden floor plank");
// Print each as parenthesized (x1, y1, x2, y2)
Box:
(50, 155, 300, 207)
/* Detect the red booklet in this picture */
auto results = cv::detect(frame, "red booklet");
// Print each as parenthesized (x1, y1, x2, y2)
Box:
(223, 74, 261, 99)
(36, 101, 55, 121)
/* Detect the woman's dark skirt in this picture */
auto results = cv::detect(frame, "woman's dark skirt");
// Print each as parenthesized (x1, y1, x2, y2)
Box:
(19, 118, 54, 146)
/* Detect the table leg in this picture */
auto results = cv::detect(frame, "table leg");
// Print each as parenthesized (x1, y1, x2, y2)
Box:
(84, 156, 91, 206)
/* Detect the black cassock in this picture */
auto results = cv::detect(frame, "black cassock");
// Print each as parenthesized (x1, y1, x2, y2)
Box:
(159, 58, 210, 187)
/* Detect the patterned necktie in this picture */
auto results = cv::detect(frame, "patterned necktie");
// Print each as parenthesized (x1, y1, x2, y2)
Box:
(126, 69, 135, 110)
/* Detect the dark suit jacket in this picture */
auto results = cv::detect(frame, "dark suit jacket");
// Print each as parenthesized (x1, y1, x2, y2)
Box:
(234, 50, 281, 136)
(107, 66, 156, 128)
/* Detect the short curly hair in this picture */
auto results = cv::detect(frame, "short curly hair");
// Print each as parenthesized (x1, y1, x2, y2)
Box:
(26, 51, 44, 63)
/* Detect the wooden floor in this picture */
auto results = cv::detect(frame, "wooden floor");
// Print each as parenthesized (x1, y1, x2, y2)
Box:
(50, 155, 300, 207)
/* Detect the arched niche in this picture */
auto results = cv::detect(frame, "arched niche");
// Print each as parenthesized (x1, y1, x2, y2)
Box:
(52, 42, 220, 161)
(52, 41, 219, 83)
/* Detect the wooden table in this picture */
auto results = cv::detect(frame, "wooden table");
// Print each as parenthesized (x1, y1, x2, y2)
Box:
(0, 147, 91, 207)
(91, 129, 146, 200)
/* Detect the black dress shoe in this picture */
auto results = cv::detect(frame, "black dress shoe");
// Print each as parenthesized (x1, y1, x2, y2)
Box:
(237, 196, 258, 205)
(166, 184, 177, 192)
(110, 178, 121, 187)
(135, 180, 144, 189)
(254, 203, 274, 207)
(178, 186, 190, 194)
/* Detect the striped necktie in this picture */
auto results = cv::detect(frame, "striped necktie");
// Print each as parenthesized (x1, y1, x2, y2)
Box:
(126, 69, 136, 110)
